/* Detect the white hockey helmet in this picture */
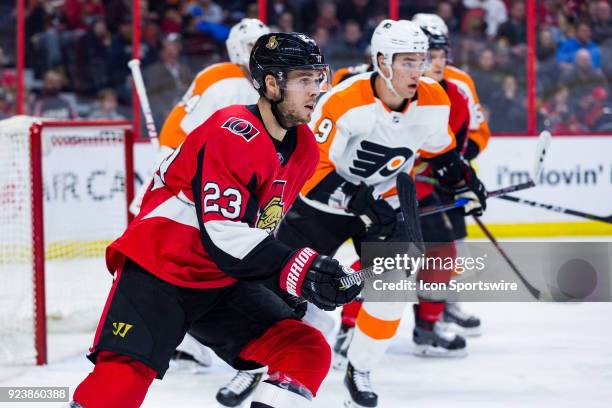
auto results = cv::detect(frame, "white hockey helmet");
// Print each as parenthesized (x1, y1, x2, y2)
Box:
(370, 19, 429, 96)
(412, 13, 449, 36)
(226, 18, 270, 68)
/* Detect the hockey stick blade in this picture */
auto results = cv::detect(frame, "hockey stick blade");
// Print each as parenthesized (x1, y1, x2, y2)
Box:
(531, 131, 551, 184)
(472, 216, 543, 300)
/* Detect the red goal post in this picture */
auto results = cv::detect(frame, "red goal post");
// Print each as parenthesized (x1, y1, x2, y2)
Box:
(0, 117, 134, 365)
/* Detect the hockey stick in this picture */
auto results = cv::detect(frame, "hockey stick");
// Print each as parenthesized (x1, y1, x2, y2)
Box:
(418, 182, 535, 216)
(128, 59, 159, 147)
(339, 173, 424, 288)
(472, 215, 543, 300)
(496, 195, 612, 224)
(418, 130, 552, 217)
(127, 59, 162, 215)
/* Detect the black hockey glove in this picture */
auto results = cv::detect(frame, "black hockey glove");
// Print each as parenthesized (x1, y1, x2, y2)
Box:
(463, 139, 480, 162)
(279, 248, 363, 311)
(429, 152, 487, 216)
(455, 164, 487, 216)
(347, 182, 397, 238)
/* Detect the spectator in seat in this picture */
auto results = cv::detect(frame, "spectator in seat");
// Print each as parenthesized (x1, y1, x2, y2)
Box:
(590, 0, 612, 44)
(267, 0, 297, 28)
(437, 1, 460, 34)
(144, 34, 192, 129)
(273, 11, 294, 33)
(496, 0, 528, 61)
(107, 18, 135, 101)
(557, 22, 602, 69)
(187, 0, 229, 43)
(470, 48, 500, 108)
(30, 70, 78, 120)
(326, 19, 368, 69)
(495, 0, 525, 45)
(489, 74, 526, 132)
(64, 0, 106, 31)
(313, 1, 341, 36)
(89, 88, 125, 120)
(160, 8, 183, 35)
(78, 18, 112, 95)
(311, 26, 331, 56)
(559, 48, 608, 106)
(337, 0, 377, 28)
(536, 27, 560, 100)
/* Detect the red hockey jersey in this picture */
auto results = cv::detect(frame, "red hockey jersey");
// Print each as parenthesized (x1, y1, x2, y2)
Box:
(416, 79, 470, 200)
(106, 105, 319, 288)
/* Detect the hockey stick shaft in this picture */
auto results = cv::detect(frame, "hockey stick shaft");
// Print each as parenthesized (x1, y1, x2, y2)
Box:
(127, 59, 164, 215)
(472, 215, 542, 300)
(497, 195, 612, 224)
(128, 59, 159, 147)
(418, 181, 535, 217)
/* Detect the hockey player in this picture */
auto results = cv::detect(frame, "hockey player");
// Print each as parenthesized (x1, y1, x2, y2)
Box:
(330, 26, 481, 366)
(275, 20, 487, 408)
(153, 19, 271, 403)
(413, 12, 490, 336)
(409, 26, 473, 356)
(70, 33, 362, 408)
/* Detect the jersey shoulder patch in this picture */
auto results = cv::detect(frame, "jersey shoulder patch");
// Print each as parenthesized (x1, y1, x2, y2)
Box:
(417, 78, 450, 106)
(221, 116, 260, 142)
(322, 74, 374, 120)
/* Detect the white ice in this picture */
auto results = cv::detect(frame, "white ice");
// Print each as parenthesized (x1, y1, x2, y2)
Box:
(1, 239, 611, 408)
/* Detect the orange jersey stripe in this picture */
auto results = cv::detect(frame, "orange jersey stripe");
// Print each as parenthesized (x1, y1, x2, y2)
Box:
(332, 67, 352, 87)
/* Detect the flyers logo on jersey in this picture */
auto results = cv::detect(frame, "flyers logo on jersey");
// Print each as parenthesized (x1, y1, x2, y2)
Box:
(350, 140, 413, 178)
(256, 180, 286, 232)
(222, 117, 260, 141)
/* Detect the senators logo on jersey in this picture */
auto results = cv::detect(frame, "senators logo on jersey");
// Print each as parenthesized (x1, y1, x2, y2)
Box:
(350, 140, 413, 178)
(222, 117, 260, 141)
(256, 180, 286, 232)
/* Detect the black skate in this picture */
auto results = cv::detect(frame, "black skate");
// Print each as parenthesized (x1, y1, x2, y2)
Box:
(333, 324, 354, 370)
(216, 370, 263, 407)
(412, 304, 467, 357)
(344, 362, 378, 408)
(439, 302, 482, 337)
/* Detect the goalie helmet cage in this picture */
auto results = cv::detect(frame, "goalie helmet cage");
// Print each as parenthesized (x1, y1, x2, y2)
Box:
(0, 117, 134, 365)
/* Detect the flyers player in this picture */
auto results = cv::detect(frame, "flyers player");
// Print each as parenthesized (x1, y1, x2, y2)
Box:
(413, 13, 490, 336)
(70, 33, 362, 408)
(275, 20, 487, 408)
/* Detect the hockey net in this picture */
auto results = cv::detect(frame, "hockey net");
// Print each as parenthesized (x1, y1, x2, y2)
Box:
(0, 116, 134, 365)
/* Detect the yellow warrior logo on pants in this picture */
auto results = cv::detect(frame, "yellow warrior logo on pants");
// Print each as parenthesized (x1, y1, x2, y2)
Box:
(112, 322, 133, 338)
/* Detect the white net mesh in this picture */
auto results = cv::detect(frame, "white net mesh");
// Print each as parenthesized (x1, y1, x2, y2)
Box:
(0, 116, 130, 364)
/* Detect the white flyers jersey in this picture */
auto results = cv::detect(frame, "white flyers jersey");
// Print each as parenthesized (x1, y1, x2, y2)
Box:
(301, 72, 455, 214)
(159, 62, 259, 149)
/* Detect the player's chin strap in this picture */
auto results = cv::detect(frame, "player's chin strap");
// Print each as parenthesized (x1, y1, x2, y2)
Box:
(270, 93, 290, 130)
(268, 72, 290, 130)
(377, 60, 402, 99)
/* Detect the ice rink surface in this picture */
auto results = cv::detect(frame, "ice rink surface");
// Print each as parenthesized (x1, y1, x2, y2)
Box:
(1, 238, 611, 408)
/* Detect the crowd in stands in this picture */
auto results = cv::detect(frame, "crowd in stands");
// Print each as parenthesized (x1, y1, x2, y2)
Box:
(1, 0, 611, 134)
